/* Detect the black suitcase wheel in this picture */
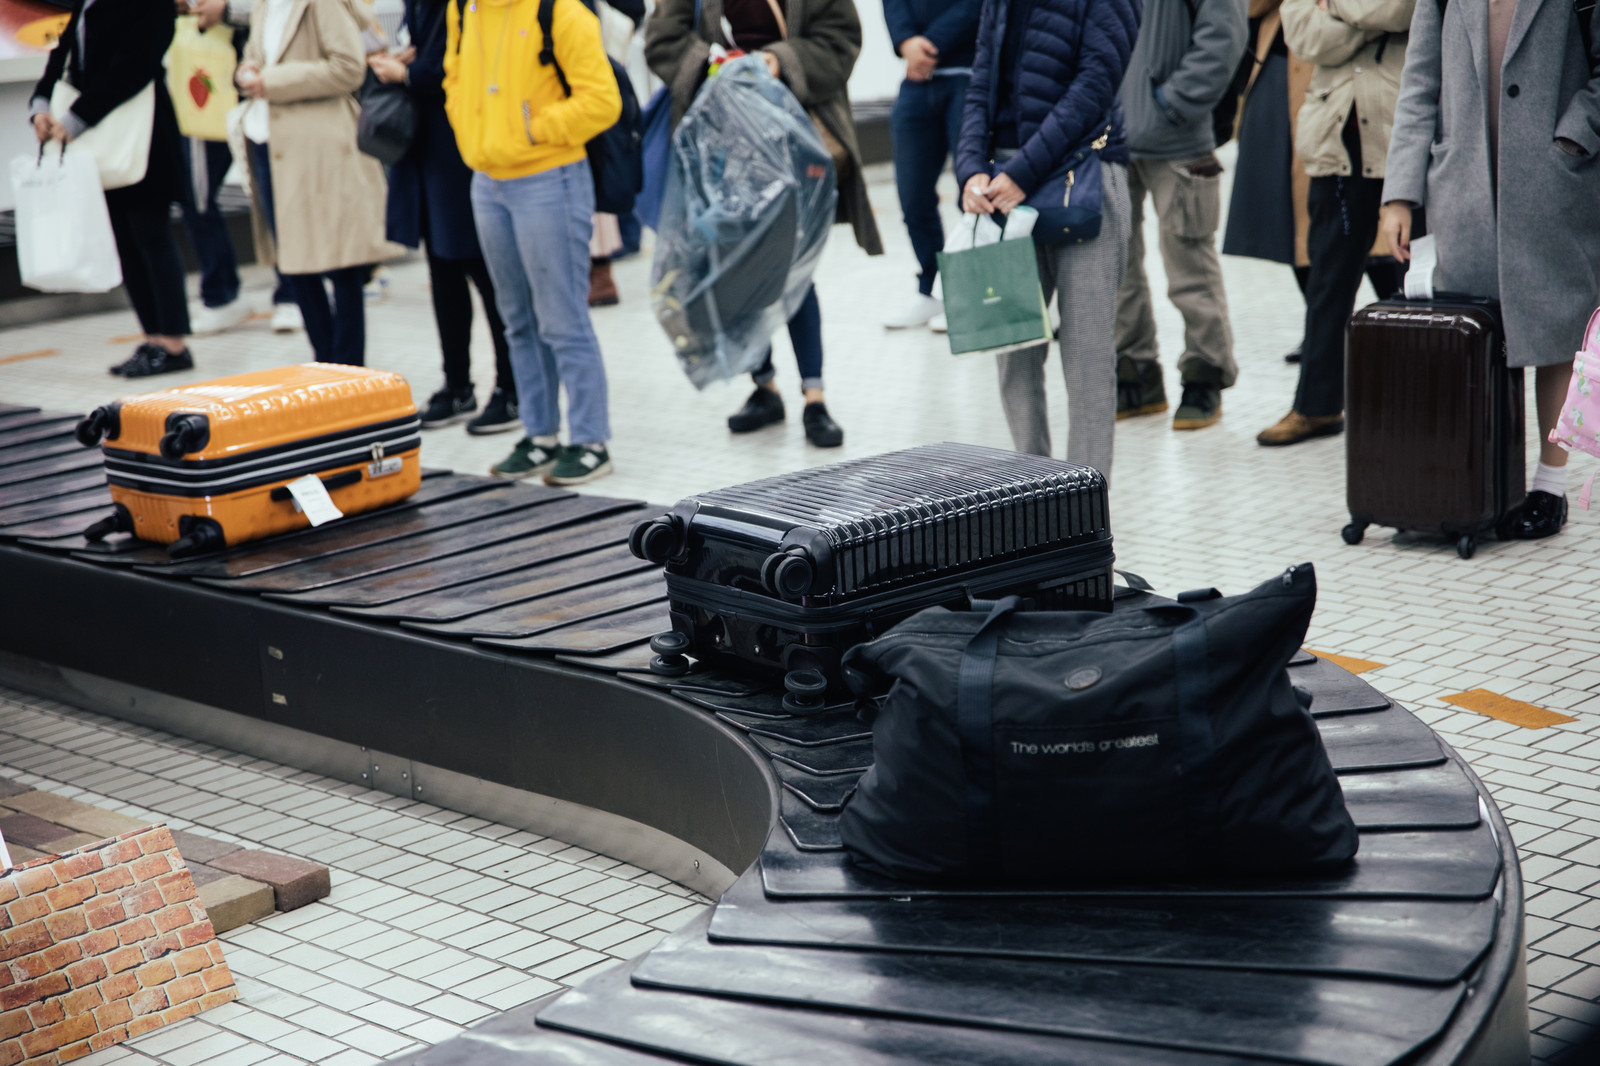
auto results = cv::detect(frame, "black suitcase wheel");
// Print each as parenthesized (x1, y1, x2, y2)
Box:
(648, 630, 692, 677)
(1340, 522, 1366, 546)
(1456, 535, 1476, 560)
(782, 668, 828, 715)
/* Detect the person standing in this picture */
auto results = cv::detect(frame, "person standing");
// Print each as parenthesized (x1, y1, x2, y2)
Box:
(445, 0, 621, 485)
(1113, 0, 1246, 430)
(32, 0, 194, 378)
(879, 0, 981, 330)
(647, 0, 884, 448)
(370, 0, 520, 435)
(238, 0, 393, 365)
(955, 0, 1139, 479)
(1381, 0, 1600, 538)
(1256, 0, 1412, 446)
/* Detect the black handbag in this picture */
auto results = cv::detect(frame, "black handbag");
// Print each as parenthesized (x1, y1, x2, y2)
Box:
(838, 563, 1358, 884)
(356, 72, 416, 167)
(536, 0, 643, 215)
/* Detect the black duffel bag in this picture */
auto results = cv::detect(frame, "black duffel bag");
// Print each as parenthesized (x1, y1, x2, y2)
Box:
(838, 563, 1357, 884)
(356, 72, 416, 167)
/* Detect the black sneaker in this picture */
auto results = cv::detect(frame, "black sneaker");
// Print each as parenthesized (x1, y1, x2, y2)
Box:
(1285, 343, 1303, 364)
(1172, 364, 1223, 431)
(728, 387, 785, 433)
(420, 385, 477, 429)
(111, 345, 194, 378)
(1115, 355, 1167, 420)
(466, 387, 521, 436)
(802, 401, 843, 447)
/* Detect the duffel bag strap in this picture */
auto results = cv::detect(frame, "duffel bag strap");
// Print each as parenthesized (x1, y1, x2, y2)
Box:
(956, 596, 1022, 873)
(1171, 610, 1223, 868)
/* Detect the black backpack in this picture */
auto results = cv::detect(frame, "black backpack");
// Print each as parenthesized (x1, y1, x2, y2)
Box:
(536, 0, 644, 215)
(838, 563, 1358, 885)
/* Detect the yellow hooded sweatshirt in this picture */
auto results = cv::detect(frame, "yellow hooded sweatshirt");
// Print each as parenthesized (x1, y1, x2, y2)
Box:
(443, 0, 622, 181)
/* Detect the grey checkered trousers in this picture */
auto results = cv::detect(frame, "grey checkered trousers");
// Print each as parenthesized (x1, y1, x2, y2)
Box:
(996, 162, 1131, 481)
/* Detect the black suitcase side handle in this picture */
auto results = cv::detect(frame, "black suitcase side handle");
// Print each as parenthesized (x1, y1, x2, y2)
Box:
(159, 413, 211, 459)
(75, 403, 122, 447)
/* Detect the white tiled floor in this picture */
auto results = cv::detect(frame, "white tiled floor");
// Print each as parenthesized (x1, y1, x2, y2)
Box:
(3, 156, 1600, 1061)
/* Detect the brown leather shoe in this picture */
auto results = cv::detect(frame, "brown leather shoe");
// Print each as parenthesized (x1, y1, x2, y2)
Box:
(588, 258, 619, 307)
(1256, 410, 1344, 447)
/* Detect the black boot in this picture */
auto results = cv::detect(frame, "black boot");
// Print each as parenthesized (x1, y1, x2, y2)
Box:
(802, 401, 843, 447)
(728, 387, 785, 433)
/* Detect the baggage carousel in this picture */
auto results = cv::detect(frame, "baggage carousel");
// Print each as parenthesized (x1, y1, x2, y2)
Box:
(0, 403, 1529, 1066)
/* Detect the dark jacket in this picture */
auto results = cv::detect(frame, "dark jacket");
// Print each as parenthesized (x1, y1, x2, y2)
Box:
(882, 0, 983, 69)
(31, 0, 185, 210)
(955, 0, 1139, 195)
(646, 0, 883, 255)
(385, 0, 482, 259)
(1120, 0, 1246, 159)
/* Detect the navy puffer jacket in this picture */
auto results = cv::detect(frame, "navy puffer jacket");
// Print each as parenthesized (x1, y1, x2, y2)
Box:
(954, 0, 1140, 196)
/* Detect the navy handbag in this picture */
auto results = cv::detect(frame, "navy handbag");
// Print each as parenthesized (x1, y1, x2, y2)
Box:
(1023, 123, 1111, 245)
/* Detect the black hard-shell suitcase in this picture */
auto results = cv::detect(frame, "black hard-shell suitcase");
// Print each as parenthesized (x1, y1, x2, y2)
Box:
(628, 443, 1114, 696)
(1343, 297, 1525, 559)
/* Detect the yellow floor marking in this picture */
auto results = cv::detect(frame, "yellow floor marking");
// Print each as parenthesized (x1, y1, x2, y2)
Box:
(0, 349, 59, 366)
(109, 334, 144, 344)
(1441, 689, 1576, 729)
(1304, 649, 1385, 674)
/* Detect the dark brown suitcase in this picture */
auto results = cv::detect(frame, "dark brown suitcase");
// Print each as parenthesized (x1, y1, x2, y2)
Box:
(1343, 297, 1524, 559)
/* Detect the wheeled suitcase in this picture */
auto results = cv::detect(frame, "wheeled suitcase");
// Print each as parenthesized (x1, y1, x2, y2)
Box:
(1343, 297, 1524, 559)
(629, 442, 1114, 692)
(74, 363, 422, 555)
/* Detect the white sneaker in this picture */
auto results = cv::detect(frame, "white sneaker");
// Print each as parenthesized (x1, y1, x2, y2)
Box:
(189, 298, 250, 336)
(364, 267, 390, 303)
(271, 303, 303, 334)
(929, 312, 948, 334)
(883, 293, 943, 330)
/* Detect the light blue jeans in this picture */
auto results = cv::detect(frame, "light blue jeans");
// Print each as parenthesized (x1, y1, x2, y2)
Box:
(471, 160, 611, 445)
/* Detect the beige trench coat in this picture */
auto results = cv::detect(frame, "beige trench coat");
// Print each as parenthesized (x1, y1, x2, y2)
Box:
(243, 0, 399, 275)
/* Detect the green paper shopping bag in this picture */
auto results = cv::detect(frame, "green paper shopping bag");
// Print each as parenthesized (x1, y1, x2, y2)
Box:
(937, 233, 1051, 356)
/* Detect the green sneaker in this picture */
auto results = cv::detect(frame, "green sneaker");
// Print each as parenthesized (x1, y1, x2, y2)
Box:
(1116, 355, 1167, 420)
(544, 443, 613, 485)
(490, 437, 560, 480)
(1172, 363, 1224, 431)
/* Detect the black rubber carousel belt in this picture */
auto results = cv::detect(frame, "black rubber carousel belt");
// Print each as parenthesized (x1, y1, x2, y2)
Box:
(772, 761, 859, 810)
(0, 486, 112, 528)
(626, 913, 1464, 1066)
(151, 480, 554, 581)
(555, 643, 661, 674)
(390, 997, 672, 1065)
(1288, 658, 1393, 715)
(0, 411, 79, 433)
(0, 509, 118, 542)
(401, 570, 668, 639)
(0, 420, 77, 450)
(0, 436, 81, 464)
(535, 954, 1272, 1066)
(476, 602, 672, 656)
(0, 469, 107, 509)
(59, 469, 479, 564)
(338, 542, 656, 623)
(706, 867, 1498, 985)
(257, 499, 647, 601)
(719, 708, 871, 746)
(1317, 706, 1445, 771)
(0, 403, 41, 418)
(0, 449, 104, 489)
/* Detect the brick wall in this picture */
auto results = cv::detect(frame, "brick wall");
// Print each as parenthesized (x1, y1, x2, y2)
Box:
(0, 824, 236, 1064)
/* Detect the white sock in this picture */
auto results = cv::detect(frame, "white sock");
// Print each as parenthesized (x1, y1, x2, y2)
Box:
(532, 434, 559, 447)
(1531, 460, 1569, 498)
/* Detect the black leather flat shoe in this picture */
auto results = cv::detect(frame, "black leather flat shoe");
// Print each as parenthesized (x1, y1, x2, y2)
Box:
(728, 387, 785, 433)
(1512, 489, 1568, 540)
(802, 401, 843, 447)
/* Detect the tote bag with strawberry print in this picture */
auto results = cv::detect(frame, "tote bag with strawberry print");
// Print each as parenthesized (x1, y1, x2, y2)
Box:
(1548, 307, 1600, 509)
(166, 15, 238, 142)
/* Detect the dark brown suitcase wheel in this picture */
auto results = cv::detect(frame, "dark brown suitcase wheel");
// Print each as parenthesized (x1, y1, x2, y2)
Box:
(761, 548, 815, 600)
(1456, 535, 1476, 560)
(630, 517, 681, 564)
(1340, 522, 1366, 545)
(82, 503, 133, 542)
(648, 630, 692, 677)
(782, 668, 828, 714)
(75, 406, 116, 447)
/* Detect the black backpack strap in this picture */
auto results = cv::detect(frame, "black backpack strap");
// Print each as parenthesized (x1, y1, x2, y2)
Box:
(1170, 610, 1222, 868)
(539, 0, 573, 97)
(956, 596, 1021, 873)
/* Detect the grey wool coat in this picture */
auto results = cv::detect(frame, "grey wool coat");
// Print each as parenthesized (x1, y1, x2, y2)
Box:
(1384, 0, 1600, 367)
(645, 0, 884, 255)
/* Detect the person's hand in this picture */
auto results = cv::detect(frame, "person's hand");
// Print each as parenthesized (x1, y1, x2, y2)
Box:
(899, 35, 938, 81)
(1381, 201, 1413, 263)
(987, 172, 1024, 213)
(963, 173, 994, 214)
(392, 46, 416, 64)
(31, 112, 53, 144)
(237, 67, 267, 99)
(190, 0, 228, 30)
(761, 51, 780, 78)
(368, 52, 408, 84)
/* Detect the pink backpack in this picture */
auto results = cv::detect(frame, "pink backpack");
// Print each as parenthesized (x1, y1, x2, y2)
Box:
(1548, 308, 1600, 508)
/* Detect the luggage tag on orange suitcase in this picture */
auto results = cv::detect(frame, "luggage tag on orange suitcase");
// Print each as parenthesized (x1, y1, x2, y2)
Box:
(285, 474, 345, 527)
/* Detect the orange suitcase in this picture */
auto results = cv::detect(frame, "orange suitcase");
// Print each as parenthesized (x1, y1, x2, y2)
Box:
(74, 363, 421, 555)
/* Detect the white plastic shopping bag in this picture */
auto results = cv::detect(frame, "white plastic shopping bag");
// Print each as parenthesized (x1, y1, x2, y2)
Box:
(11, 145, 122, 293)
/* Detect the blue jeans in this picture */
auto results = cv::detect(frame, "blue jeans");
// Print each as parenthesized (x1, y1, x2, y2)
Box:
(891, 73, 968, 296)
(178, 138, 240, 308)
(471, 161, 611, 445)
(249, 141, 366, 364)
(752, 287, 823, 392)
